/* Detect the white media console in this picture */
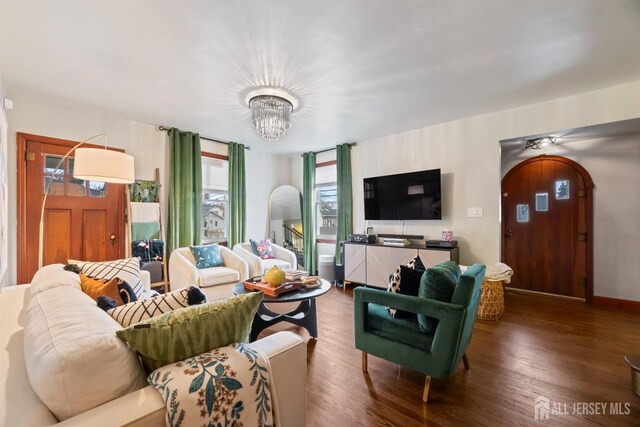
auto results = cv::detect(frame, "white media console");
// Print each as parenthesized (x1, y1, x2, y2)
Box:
(344, 242, 460, 289)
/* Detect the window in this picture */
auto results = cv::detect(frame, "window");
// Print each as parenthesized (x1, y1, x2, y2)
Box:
(201, 155, 228, 244)
(316, 162, 337, 239)
(44, 154, 106, 198)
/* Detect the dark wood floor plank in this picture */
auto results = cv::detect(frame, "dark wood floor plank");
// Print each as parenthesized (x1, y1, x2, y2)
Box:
(260, 286, 640, 426)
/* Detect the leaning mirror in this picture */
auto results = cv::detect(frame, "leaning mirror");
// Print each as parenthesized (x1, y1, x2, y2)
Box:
(269, 185, 303, 268)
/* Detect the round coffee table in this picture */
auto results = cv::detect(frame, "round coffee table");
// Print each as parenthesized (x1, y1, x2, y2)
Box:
(233, 279, 332, 341)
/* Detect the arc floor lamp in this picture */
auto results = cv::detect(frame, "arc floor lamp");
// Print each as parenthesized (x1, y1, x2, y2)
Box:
(38, 134, 135, 268)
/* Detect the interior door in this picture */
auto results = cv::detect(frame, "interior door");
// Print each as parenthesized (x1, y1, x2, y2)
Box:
(501, 155, 593, 299)
(18, 134, 125, 283)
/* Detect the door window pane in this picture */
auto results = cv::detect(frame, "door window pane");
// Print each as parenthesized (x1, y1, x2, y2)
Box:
(65, 159, 86, 196)
(556, 180, 569, 200)
(89, 181, 107, 197)
(517, 204, 529, 222)
(535, 193, 548, 212)
(44, 155, 65, 195)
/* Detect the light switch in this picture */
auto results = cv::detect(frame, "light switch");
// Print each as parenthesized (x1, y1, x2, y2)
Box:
(467, 207, 483, 218)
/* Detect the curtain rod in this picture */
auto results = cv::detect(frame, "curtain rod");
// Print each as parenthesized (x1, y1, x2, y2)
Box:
(157, 126, 250, 150)
(301, 142, 357, 157)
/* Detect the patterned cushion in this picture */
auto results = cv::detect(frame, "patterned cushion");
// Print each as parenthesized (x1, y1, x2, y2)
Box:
(190, 245, 224, 269)
(386, 256, 425, 318)
(417, 261, 461, 333)
(147, 343, 275, 427)
(249, 239, 275, 259)
(98, 287, 207, 327)
(75, 257, 144, 300)
(116, 292, 263, 372)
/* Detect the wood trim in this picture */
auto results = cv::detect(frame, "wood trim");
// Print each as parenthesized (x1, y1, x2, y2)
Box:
(591, 296, 640, 311)
(317, 239, 337, 244)
(16, 133, 126, 284)
(202, 151, 228, 161)
(316, 160, 337, 168)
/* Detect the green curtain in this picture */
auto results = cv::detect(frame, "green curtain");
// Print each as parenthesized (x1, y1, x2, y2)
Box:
(167, 128, 202, 256)
(302, 152, 317, 274)
(228, 142, 246, 248)
(335, 144, 353, 264)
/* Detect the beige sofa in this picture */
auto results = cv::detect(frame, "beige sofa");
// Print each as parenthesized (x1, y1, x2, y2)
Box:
(0, 265, 306, 427)
(233, 242, 298, 278)
(169, 246, 249, 300)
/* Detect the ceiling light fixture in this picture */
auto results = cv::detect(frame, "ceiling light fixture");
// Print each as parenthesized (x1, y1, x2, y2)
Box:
(245, 87, 299, 141)
(525, 136, 556, 150)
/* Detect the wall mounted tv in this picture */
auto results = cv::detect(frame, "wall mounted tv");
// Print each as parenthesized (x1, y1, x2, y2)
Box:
(364, 169, 442, 220)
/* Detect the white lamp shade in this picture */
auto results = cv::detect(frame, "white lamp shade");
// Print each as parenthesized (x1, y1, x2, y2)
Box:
(73, 148, 135, 184)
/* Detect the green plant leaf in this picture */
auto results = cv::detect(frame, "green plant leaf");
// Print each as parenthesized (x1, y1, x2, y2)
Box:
(189, 371, 205, 394)
(205, 378, 215, 415)
(215, 363, 225, 376)
(221, 377, 242, 391)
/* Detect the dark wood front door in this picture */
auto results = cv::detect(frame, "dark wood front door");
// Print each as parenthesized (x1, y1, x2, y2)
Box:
(17, 133, 126, 284)
(501, 155, 594, 299)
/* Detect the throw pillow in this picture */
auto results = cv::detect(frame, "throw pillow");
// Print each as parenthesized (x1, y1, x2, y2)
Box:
(418, 261, 461, 333)
(74, 257, 144, 300)
(390, 266, 425, 319)
(117, 281, 138, 304)
(24, 286, 147, 421)
(386, 255, 426, 317)
(97, 287, 207, 327)
(189, 245, 224, 269)
(80, 274, 125, 306)
(250, 239, 275, 259)
(116, 291, 263, 372)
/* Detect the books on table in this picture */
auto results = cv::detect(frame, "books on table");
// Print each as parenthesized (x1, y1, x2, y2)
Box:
(283, 269, 308, 281)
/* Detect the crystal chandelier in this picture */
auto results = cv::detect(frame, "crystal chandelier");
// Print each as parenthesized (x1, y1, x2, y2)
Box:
(245, 87, 299, 141)
(249, 95, 293, 140)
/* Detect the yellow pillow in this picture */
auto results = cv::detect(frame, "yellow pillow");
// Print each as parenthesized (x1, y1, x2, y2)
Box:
(80, 275, 124, 306)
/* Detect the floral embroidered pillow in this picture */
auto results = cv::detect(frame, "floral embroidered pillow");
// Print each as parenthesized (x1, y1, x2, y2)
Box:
(189, 245, 224, 269)
(249, 239, 275, 259)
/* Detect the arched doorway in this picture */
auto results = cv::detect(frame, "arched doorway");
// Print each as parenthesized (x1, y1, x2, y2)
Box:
(501, 155, 594, 300)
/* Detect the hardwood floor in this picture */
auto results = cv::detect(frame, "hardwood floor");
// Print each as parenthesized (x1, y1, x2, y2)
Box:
(260, 286, 640, 426)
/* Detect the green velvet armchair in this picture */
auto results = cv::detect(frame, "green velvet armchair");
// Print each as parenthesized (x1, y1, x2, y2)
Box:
(354, 264, 486, 402)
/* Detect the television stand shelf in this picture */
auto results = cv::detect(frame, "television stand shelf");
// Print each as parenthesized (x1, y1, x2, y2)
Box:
(343, 242, 459, 289)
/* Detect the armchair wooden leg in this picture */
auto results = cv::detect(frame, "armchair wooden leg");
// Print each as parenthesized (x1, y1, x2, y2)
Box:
(422, 375, 431, 403)
(362, 352, 368, 373)
(463, 353, 470, 370)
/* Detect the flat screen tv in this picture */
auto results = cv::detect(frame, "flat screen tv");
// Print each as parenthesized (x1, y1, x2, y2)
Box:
(364, 169, 442, 220)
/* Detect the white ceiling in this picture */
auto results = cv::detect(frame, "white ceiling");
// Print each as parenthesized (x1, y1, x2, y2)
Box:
(2, 1, 640, 154)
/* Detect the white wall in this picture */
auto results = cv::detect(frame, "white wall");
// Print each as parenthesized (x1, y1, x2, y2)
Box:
(292, 79, 640, 298)
(502, 134, 640, 300)
(4, 93, 290, 285)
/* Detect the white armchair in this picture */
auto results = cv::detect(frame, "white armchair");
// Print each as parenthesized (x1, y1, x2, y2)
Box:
(169, 246, 249, 301)
(233, 242, 298, 278)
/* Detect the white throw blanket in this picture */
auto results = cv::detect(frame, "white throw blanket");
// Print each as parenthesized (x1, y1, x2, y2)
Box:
(148, 343, 278, 427)
(484, 262, 514, 283)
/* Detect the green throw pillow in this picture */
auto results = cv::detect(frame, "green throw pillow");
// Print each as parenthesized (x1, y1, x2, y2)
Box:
(116, 291, 262, 372)
(417, 261, 461, 334)
(189, 244, 224, 269)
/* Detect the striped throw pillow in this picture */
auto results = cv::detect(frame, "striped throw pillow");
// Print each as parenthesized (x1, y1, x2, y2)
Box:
(76, 258, 144, 300)
(102, 287, 207, 327)
(116, 291, 263, 372)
